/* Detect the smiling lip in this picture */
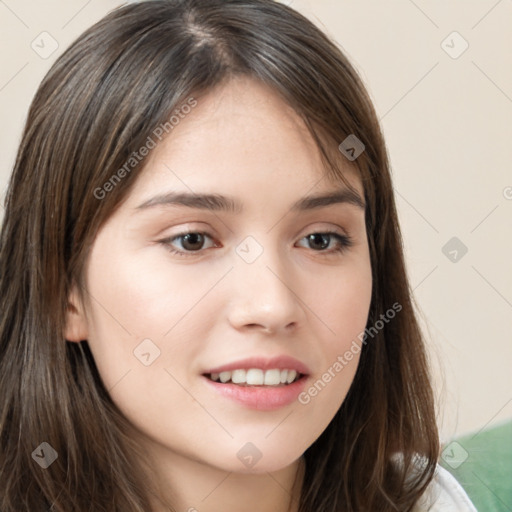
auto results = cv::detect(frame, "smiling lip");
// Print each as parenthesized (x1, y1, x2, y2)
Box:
(202, 375, 308, 411)
(201, 355, 310, 411)
(202, 355, 311, 375)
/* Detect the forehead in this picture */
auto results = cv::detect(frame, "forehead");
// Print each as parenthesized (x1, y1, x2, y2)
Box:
(127, 76, 364, 205)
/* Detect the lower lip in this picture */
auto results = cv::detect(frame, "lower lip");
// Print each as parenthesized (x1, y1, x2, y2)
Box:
(202, 375, 309, 411)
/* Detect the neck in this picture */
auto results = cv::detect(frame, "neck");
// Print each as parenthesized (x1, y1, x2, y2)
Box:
(145, 446, 305, 512)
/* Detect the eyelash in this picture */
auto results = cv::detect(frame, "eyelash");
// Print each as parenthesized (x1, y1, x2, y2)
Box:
(159, 230, 353, 258)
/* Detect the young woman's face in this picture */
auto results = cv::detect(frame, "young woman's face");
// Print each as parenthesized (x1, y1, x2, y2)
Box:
(67, 76, 372, 475)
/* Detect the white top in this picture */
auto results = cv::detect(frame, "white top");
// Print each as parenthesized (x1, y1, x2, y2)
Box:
(412, 465, 478, 511)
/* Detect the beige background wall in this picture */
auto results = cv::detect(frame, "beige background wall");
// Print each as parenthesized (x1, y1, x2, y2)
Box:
(1, 0, 511, 441)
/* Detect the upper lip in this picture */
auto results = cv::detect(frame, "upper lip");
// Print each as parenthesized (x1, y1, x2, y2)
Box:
(203, 355, 311, 376)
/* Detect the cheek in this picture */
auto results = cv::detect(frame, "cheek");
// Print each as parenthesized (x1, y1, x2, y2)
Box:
(80, 248, 181, 380)
(300, 255, 371, 409)
(82, 239, 232, 395)
(313, 255, 373, 347)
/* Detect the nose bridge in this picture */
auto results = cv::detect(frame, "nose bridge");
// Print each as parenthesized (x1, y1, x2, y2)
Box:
(228, 234, 302, 331)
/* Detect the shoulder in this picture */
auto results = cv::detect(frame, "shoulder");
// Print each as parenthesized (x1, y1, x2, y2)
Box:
(412, 464, 478, 512)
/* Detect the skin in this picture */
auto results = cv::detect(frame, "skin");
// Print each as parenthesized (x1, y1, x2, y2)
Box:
(65, 76, 372, 512)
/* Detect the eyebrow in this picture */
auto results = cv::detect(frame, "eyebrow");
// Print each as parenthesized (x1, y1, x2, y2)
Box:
(134, 188, 365, 214)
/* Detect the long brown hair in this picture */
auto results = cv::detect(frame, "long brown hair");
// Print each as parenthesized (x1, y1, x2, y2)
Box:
(0, 1, 439, 510)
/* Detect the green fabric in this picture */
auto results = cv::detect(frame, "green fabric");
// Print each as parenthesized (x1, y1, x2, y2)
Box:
(440, 420, 512, 511)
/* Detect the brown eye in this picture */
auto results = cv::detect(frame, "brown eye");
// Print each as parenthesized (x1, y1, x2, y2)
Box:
(180, 233, 206, 251)
(297, 231, 353, 254)
(160, 231, 217, 257)
(307, 233, 330, 251)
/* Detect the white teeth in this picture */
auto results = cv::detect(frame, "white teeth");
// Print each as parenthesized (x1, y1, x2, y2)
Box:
(207, 368, 301, 386)
(286, 370, 297, 384)
(264, 369, 281, 385)
(246, 369, 264, 385)
(219, 371, 231, 383)
(231, 369, 246, 384)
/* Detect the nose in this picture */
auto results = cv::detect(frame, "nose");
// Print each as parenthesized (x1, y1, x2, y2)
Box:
(227, 243, 305, 335)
